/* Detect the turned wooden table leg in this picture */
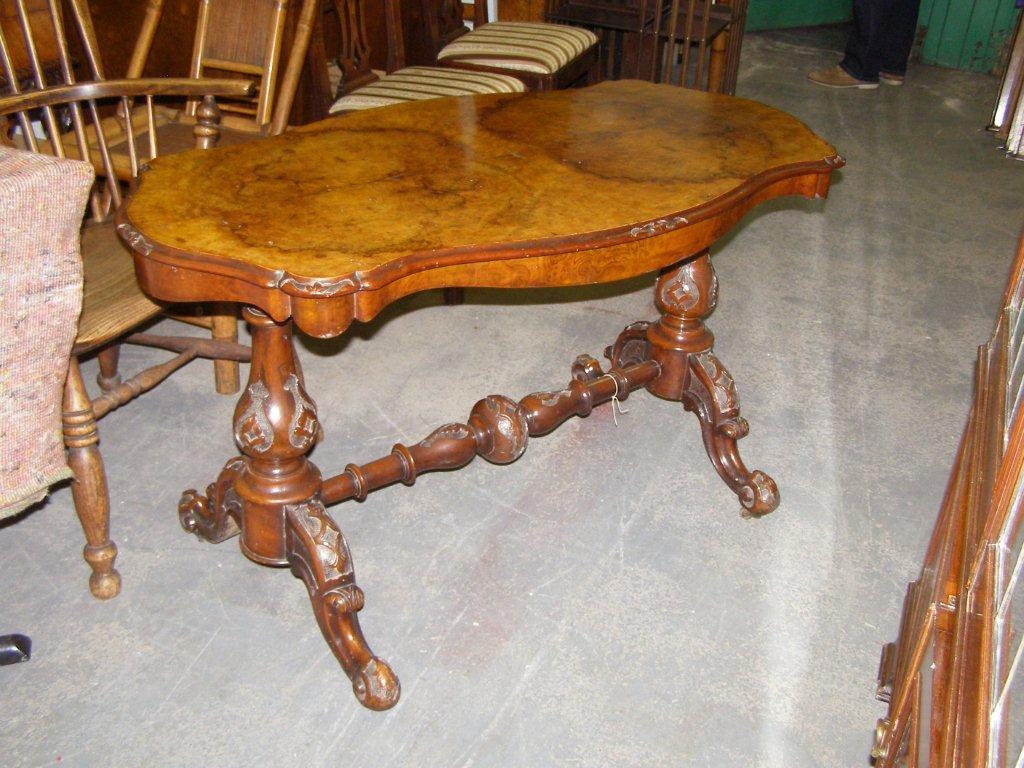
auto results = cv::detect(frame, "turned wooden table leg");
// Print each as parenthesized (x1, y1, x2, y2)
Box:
(631, 251, 779, 517)
(177, 308, 398, 710)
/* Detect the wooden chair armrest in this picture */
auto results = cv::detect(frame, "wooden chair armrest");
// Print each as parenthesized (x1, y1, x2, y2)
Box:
(0, 78, 256, 114)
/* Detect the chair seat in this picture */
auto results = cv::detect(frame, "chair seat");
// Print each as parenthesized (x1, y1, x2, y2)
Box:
(436, 22, 599, 75)
(74, 221, 162, 353)
(329, 67, 526, 113)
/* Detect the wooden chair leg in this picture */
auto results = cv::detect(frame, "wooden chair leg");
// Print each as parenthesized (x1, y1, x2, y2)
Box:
(442, 288, 465, 306)
(588, 48, 602, 84)
(708, 32, 727, 93)
(63, 357, 121, 600)
(96, 344, 121, 391)
(210, 303, 241, 395)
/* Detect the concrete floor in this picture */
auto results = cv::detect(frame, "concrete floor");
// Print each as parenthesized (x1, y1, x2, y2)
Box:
(3, 28, 1024, 768)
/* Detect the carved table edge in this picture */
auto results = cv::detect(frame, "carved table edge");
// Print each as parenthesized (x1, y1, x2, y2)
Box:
(117, 156, 842, 303)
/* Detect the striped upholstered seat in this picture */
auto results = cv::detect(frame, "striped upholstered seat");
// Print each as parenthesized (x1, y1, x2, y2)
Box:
(330, 66, 526, 113)
(436, 22, 598, 76)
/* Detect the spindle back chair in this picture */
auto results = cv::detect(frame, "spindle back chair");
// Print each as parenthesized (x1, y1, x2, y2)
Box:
(0, 72, 254, 601)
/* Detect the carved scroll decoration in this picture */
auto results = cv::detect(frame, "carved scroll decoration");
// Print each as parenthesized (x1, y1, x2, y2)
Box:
(284, 374, 318, 450)
(288, 499, 353, 583)
(277, 275, 359, 297)
(694, 350, 739, 415)
(178, 456, 245, 543)
(234, 380, 274, 453)
(116, 222, 154, 256)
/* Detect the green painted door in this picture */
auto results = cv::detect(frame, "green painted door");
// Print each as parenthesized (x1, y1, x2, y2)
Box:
(746, 0, 851, 32)
(917, 0, 1021, 73)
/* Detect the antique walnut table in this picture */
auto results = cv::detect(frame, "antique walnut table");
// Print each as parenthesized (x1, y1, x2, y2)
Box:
(117, 80, 842, 711)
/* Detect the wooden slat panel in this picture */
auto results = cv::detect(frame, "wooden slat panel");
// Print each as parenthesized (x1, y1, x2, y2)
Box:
(204, 0, 279, 66)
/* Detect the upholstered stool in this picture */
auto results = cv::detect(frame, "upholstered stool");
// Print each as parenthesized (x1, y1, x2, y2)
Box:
(436, 21, 599, 91)
(329, 66, 525, 112)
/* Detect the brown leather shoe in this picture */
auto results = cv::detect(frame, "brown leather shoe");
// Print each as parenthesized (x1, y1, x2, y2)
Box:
(807, 65, 878, 89)
(879, 71, 905, 86)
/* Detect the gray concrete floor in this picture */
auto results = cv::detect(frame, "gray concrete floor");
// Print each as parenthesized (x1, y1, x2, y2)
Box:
(3, 28, 1024, 768)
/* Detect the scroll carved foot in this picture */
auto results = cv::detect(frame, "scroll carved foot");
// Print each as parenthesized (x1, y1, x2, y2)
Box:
(286, 499, 400, 711)
(178, 457, 245, 542)
(684, 351, 779, 517)
(605, 321, 652, 368)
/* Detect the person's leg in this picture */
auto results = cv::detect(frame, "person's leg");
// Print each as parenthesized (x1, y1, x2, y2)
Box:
(878, 0, 922, 77)
(840, 0, 884, 82)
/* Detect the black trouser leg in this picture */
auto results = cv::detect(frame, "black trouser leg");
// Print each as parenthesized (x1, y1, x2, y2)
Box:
(878, 0, 922, 76)
(840, 0, 922, 81)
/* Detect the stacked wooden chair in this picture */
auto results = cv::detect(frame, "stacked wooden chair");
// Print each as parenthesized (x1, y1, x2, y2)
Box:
(0, 0, 252, 598)
(428, 0, 599, 91)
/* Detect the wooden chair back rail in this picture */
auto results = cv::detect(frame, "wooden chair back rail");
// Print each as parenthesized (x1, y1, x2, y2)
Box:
(0, 0, 125, 217)
(0, 0, 93, 152)
(874, 233, 1024, 767)
(332, 0, 377, 91)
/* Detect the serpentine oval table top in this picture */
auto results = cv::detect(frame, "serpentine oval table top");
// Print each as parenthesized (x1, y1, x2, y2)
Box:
(123, 80, 838, 281)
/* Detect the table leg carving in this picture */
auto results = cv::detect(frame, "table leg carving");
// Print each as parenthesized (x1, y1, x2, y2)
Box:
(285, 498, 400, 711)
(640, 251, 779, 517)
(177, 308, 397, 710)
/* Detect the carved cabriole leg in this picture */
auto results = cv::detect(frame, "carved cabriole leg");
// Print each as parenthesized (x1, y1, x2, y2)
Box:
(181, 307, 398, 711)
(642, 251, 779, 517)
(63, 358, 121, 599)
(286, 498, 400, 711)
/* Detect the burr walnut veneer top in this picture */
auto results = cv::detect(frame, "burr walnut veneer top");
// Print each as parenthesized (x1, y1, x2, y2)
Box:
(120, 80, 841, 336)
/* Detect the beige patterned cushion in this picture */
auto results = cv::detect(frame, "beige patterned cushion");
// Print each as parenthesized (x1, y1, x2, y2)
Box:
(330, 66, 526, 113)
(0, 148, 93, 518)
(436, 22, 598, 75)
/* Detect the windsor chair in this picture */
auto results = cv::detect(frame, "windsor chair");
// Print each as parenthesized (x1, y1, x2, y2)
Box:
(0, 0, 253, 599)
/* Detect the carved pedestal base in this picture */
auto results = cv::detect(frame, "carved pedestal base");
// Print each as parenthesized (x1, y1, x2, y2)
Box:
(179, 309, 399, 711)
(175, 256, 779, 709)
(608, 252, 779, 517)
